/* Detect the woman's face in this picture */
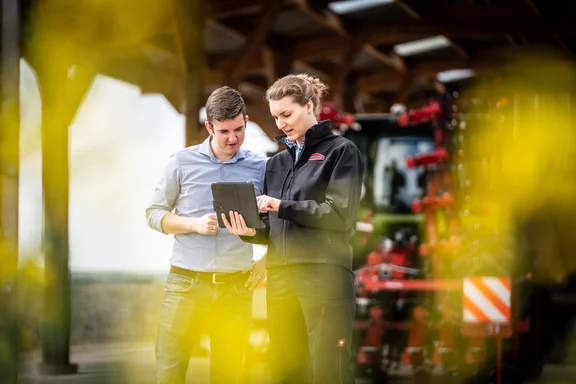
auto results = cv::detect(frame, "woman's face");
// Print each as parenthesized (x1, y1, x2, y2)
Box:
(269, 96, 316, 144)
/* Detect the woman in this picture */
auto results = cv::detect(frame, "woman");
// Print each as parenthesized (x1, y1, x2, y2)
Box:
(223, 73, 364, 384)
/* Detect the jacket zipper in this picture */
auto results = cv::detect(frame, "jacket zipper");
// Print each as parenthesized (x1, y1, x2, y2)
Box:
(282, 143, 310, 265)
(282, 169, 295, 265)
(281, 147, 297, 265)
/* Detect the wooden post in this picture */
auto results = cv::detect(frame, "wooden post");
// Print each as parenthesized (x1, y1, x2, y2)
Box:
(32, 59, 92, 376)
(172, 0, 207, 146)
(0, 0, 21, 382)
(343, 76, 357, 113)
(226, 0, 282, 89)
(332, 37, 364, 112)
(263, 48, 294, 87)
(35, 62, 79, 375)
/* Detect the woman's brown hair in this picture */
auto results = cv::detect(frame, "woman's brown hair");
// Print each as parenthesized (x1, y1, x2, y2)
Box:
(265, 73, 329, 117)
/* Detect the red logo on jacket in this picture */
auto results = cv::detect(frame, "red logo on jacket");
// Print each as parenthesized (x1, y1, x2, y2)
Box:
(308, 153, 325, 161)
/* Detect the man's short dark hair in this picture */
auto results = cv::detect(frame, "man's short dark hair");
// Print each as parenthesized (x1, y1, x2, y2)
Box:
(205, 86, 247, 127)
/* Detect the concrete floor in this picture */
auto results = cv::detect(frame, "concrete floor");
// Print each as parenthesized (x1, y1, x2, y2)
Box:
(18, 341, 576, 384)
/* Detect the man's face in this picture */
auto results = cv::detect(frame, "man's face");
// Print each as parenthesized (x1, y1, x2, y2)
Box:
(205, 113, 248, 160)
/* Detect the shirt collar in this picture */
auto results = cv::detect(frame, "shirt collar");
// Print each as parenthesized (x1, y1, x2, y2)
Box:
(199, 136, 246, 163)
(282, 138, 305, 149)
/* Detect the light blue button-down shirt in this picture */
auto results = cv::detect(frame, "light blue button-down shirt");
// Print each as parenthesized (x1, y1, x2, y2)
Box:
(146, 137, 266, 272)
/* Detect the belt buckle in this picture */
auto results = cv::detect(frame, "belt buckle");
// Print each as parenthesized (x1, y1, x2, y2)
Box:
(212, 273, 226, 284)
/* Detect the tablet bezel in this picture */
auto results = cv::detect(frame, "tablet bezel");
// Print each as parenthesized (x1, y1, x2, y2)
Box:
(211, 182, 261, 229)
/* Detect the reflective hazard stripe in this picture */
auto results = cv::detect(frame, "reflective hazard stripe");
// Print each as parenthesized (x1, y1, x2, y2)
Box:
(463, 277, 511, 323)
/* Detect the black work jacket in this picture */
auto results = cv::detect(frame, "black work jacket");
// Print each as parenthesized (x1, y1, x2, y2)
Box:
(241, 120, 365, 271)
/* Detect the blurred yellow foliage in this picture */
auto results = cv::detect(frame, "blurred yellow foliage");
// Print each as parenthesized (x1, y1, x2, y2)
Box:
(462, 51, 576, 282)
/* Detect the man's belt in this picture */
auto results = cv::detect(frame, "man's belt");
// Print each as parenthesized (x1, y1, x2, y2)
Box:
(169, 265, 246, 284)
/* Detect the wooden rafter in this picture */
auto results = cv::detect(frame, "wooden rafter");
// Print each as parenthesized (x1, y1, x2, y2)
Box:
(553, 35, 573, 56)
(389, 1, 467, 98)
(210, 21, 332, 85)
(394, 0, 422, 20)
(524, 0, 541, 15)
(394, 1, 470, 61)
(357, 59, 470, 93)
(208, 0, 264, 19)
(408, 2, 533, 20)
(395, 72, 415, 104)
(332, 36, 365, 110)
(292, 0, 405, 73)
(361, 20, 576, 36)
(213, 30, 417, 77)
(225, 0, 282, 88)
(521, 0, 572, 55)
(243, 100, 277, 138)
(263, 48, 294, 86)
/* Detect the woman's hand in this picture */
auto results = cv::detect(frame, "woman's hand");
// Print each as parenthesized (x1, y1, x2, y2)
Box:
(221, 211, 256, 237)
(242, 255, 267, 290)
(257, 195, 281, 213)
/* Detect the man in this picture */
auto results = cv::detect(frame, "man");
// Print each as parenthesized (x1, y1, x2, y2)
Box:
(146, 86, 267, 384)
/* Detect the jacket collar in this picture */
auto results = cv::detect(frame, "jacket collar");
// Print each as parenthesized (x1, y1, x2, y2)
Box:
(274, 120, 333, 147)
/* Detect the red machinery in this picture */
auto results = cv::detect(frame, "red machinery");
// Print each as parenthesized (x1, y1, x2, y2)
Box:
(319, 101, 360, 134)
(352, 98, 533, 383)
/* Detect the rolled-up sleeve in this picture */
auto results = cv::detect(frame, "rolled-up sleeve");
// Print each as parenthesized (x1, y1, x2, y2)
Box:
(146, 155, 181, 233)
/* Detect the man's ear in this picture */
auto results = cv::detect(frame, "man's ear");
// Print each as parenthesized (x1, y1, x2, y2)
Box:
(245, 114, 250, 124)
(204, 121, 213, 135)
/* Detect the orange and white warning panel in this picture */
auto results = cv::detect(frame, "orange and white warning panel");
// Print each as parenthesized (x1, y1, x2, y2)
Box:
(463, 277, 511, 323)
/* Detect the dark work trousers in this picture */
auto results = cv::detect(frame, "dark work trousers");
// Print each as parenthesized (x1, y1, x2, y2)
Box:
(266, 264, 356, 384)
(155, 272, 253, 384)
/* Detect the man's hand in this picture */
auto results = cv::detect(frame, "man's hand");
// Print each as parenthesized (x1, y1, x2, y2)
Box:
(193, 213, 219, 235)
(257, 195, 281, 213)
(242, 255, 267, 290)
(221, 211, 256, 237)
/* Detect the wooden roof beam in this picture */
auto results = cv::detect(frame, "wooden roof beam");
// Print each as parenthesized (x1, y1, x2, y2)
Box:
(367, 32, 434, 47)
(243, 100, 277, 138)
(208, 0, 264, 19)
(362, 20, 576, 36)
(292, 0, 348, 36)
(395, 72, 415, 104)
(521, 0, 572, 55)
(524, 0, 541, 15)
(263, 48, 294, 87)
(213, 31, 415, 77)
(332, 37, 365, 110)
(357, 71, 401, 93)
(415, 2, 532, 20)
(394, 1, 422, 20)
(357, 59, 470, 93)
(210, 19, 330, 85)
(291, 0, 405, 73)
(225, 0, 282, 88)
(394, 1, 470, 60)
(293, 35, 348, 61)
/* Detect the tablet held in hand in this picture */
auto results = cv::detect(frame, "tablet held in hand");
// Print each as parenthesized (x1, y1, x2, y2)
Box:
(211, 182, 261, 228)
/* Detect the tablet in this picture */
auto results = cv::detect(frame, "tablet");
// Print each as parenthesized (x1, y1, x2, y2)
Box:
(211, 182, 261, 229)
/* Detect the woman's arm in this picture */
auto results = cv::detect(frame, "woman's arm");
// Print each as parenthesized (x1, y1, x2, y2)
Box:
(277, 143, 365, 231)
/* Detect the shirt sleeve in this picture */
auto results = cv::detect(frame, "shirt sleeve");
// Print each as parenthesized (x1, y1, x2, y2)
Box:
(145, 155, 181, 233)
(277, 143, 365, 231)
(255, 157, 267, 196)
